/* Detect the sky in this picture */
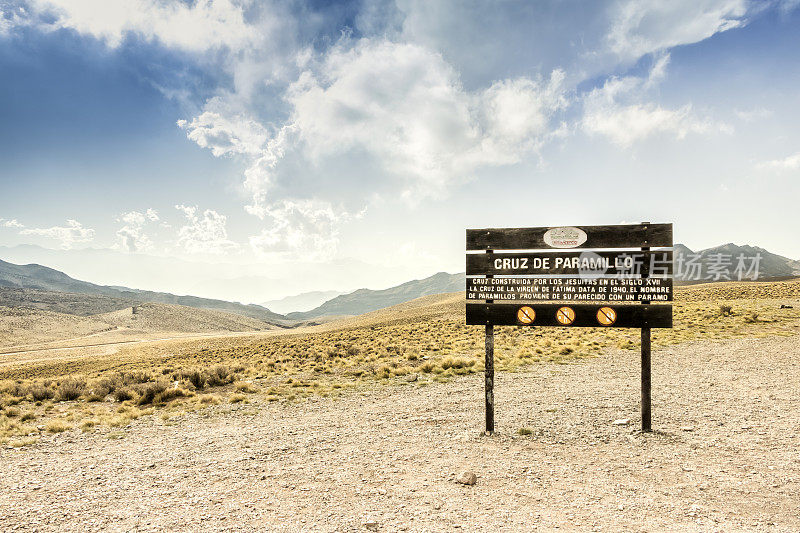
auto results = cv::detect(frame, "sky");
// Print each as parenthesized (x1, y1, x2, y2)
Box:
(0, 0, 799, 304)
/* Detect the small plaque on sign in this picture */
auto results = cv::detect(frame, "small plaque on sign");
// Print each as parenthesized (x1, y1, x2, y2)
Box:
(543, 227, 587, 248)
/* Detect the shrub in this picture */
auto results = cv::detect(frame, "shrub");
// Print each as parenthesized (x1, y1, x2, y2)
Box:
(114, 388, 135, 402)
(55, 379, 86, 402)
(205, 365, 234, 387)
(123, 371, 152, 385)
(136, 382, 168, 405)
(719, 304, 733, 316)
(229, 394, 246, 403)
(234, 381, 258, 393)
(45, 420, 71, 433)
(178, 369, 206, 390)
(28, 383, 54, 401)
(744, 312, 759, 323)
(153, 387, 188, 404)
(517, 427, 534, 436)
(96, 375, 122, 394)
(420, 362, 436, 373)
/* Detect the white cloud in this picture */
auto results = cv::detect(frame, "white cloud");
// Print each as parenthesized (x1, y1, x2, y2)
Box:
(26, 0, 255, 52)
(19, 219, 95, 249)
(249, 199, 351, 261)
(177, 98, 269, 157)
(175, 205, 238, 255)
(758, 152, 800, 171)
(606, 0, 748, 62)
(0, 218, 24, 228)
(582, 53, 729, 146)
(183, 39, 569, 220)
(734, 107, 773, 122)
(114, 209, 160, 253)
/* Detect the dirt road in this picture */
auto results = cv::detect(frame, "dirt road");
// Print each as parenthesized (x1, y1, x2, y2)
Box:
(2, 334, 799, 532)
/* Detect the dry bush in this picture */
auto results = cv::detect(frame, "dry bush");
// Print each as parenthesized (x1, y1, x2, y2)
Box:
(234, 381, 258, 393)
(123, 371, 152, 385)
(136, 382, 168, 405)
(1, 382, 26, 398)
(153, 387, 188, 404)
(114, 388, 135, 402)
(176, 369, 206, 390)
(45, 420, 71, 433)
(719, 304, 733, 316)
(205, 365, 234, 387)
(27, 383, 54, 401)
(55, 379, 86, 402)
(96, 374, 122, 394)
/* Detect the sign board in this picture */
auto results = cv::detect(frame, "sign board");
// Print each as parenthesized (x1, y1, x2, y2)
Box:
(466, 222, 673, 434)
(466, 223, 673, 328)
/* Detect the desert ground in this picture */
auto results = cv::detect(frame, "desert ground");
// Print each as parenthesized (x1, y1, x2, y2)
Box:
(1, 280, 799, 531)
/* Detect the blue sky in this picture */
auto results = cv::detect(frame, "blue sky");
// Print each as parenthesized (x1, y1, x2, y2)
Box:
(0, 0, 799, 303)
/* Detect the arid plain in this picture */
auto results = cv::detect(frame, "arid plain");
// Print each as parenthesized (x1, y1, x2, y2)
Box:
(1, 280, 799, 531)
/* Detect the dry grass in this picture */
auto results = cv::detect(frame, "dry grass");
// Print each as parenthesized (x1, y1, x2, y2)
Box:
(1, 279, 799, 445)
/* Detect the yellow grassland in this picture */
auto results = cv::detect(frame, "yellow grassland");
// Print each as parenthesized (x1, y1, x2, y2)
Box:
(1, 279, 799, 445)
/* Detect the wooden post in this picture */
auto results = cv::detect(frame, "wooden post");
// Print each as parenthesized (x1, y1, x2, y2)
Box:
(485, 324, 495, 434)
(641, 325, 651, 432)
(641, 222, 652, 432)
(485, 246, 495, 434)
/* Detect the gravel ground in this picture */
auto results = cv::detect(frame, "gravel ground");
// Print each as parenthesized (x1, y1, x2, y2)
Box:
(2, 334, 799, 532)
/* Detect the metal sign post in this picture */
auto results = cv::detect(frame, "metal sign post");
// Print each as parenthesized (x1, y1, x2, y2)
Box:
(466, 223, 673, 434)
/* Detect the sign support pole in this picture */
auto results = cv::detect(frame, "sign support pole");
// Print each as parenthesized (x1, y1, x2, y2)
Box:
(484, 247, 495, 435)
(641, 222, 652, 432)
(485, 323, 494, 434)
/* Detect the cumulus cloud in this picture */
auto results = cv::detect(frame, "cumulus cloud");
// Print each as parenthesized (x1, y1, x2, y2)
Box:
(175, 205, 238, 255)
(606, 0, 748, 62)
(249, 199, 351, 261)
(114, 209, 160, 253)
(5, 0, 771, 260)
(19, 219, 95, 249)
(182, 39, 569, 218)
(757, 152, 800, 172)
(24, 0, 255, 52)
(582, 54, 729, 146)
(0, 218, 24, 228)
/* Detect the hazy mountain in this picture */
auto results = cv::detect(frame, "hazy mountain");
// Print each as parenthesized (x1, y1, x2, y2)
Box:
(0, 245, 419, 304)
(0, 259, 289, 325)
(261, 290, 345, 314)
(287, 272, 465, 319)
(675, 243, 800, 283)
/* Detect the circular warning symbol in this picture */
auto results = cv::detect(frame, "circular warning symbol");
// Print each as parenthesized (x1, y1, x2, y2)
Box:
(517, 306, 536, 325)
(596, 306, 617, 326)
(556, 306, 576, 325)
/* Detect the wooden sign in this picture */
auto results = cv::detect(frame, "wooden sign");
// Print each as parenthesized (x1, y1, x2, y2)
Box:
(466, 222, 673, 435)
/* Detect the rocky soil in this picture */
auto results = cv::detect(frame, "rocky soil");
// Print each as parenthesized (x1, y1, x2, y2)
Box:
(1, 334, 799, 532)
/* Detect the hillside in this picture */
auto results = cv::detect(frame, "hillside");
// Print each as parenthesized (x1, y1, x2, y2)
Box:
(675, 243, 800, 282)
(98, 303, 278, 333)
(0, 259, 289, 325)
(287, 272, 465, 319)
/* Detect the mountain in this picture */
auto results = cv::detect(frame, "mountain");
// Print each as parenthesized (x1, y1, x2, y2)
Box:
(675, 243, 800, 283)
(0, 259, 289, 325)
(261, 290, 345, 314)
(287, 272, 465, 319)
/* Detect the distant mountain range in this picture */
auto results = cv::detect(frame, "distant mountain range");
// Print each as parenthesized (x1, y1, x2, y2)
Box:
(287, 272, 465, 319)
(0, 259, 289, 325)
(260, 290, 345, 314)
(2, 242, 798, 324)
(674, 243, 800, 283)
